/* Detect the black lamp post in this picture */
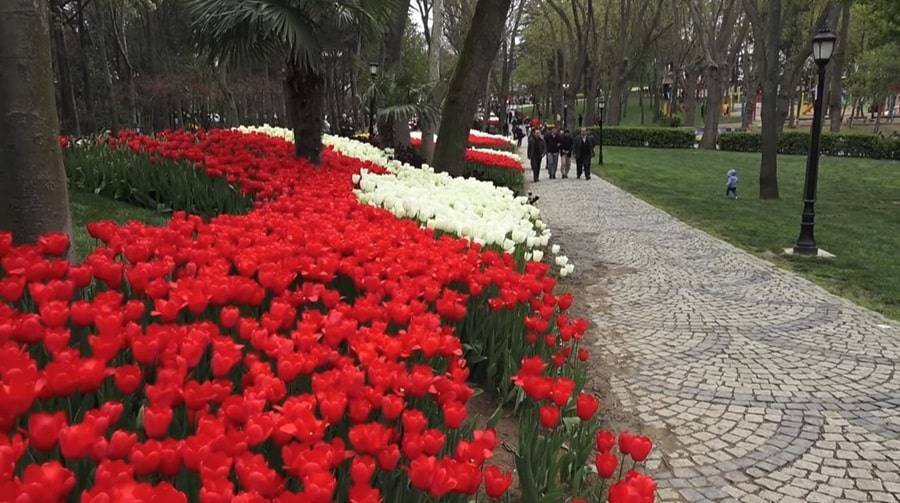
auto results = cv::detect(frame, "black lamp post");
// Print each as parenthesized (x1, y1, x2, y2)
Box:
(368, 62, 379, 138)
(794, 26, 836, 256)
(598, 93, 605, 165)
(562, 83, 570, 129)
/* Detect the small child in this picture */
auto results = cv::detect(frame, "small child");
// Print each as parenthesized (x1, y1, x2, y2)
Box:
(726, 169, 738, 199)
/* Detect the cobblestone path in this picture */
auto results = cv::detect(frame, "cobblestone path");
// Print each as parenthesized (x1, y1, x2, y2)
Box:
(527, 175, 900, 502)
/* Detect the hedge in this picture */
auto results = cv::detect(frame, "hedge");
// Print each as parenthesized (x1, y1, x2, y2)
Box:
(719, 131, 900, 160)
(585, 126, 695, 149)
(65, 142, 254, 219)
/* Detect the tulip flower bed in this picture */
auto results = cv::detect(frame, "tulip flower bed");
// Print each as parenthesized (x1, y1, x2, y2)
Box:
(64, 138, 254, 219)
(407, 135, 524, 192)
(0, 127, 656, 501)
(238, 125, 524, 192)
(411, 130, 518, 152)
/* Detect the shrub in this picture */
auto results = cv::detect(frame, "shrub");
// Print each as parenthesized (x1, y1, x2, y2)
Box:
(719, 131, 900, 160)
(65, 142, 253, 219)
(587, 126, 695, 149)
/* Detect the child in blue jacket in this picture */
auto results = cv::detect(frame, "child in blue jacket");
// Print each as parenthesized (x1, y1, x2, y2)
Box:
(726, 169, 738, 199)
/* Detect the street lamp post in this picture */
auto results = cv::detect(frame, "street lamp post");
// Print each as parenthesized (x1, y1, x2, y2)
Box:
(368, 62, 379, 139)
(562, 83, 570, 129)
(794, 26, 836, 256)
(598, 94, 605, 165)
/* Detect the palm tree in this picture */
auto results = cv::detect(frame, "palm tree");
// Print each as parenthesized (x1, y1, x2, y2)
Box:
(186, 0, 397, 162)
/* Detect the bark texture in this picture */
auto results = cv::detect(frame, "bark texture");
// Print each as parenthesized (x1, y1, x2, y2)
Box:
(829, 1, 850, 132)
(284, 61, 324, 163)
(0, 0, 74, 247)
(433, 0, 512, 177)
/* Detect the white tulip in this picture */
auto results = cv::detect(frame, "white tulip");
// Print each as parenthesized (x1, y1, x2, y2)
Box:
(551, 244, 561, 254)
(555, 255, 569, 267)
(531, 250, 544, 262)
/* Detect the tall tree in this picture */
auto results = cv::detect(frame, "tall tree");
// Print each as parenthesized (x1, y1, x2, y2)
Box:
(433, 0, 512, 176)
(604, 0, 669, 126)
(828, 1, 850, 132)
(421, 0, 443, 161)
(743, 0, 833, 199)
(687, 0, 746, 149)
(187, 0, 396, 162)
(0, 0, 74, 248)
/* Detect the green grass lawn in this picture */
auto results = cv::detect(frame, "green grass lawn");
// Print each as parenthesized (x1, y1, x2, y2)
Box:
(69, 190, 170, 260)
(595, 146, 900, 320)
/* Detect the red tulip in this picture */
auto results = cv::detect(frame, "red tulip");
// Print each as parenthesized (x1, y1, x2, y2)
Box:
(630, 435, 653, 462)
(619, 431, 634, 455)
(595, 451, 618, 478)
(596, 430, 616, 452)
(575, 393, 599, 421)
(483, 465, 513, 499)
(539, 405, 560, 429)
(28, 412, 67, 451)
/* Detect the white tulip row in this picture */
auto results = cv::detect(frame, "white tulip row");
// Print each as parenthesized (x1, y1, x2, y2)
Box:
(234, 124, 573, 276)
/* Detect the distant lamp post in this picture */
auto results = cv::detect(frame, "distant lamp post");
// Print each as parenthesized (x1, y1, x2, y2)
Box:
(368, 62, 379, 138)
(562, 83, 570, 129)
(794, 26, 836, 256)
(598, 93, 606, 165)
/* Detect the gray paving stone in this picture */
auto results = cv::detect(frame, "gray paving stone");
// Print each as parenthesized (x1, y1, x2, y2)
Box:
(528, 173, 900, 502)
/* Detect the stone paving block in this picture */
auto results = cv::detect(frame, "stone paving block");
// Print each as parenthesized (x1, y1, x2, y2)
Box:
(527, 175, 900, 502)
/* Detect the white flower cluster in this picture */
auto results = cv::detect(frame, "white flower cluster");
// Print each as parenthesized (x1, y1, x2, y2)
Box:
(235, 125, 575, 276)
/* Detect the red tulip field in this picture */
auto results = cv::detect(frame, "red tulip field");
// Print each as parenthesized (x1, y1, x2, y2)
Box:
(0, 129, 655, 502)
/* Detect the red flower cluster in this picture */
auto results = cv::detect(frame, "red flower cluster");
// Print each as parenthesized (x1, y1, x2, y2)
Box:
(410, 134, 514, 151)
(0, 129, 596, 500)
(409, 138, 522, 172)
(594, 430, 656, 502)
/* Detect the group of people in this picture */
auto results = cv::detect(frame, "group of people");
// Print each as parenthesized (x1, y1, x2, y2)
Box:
(526, 126, 597, 182)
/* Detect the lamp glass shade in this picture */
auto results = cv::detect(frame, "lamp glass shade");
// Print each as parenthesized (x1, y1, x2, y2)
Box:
(369, 62, 379, 77)
(812, 29, 836, 63)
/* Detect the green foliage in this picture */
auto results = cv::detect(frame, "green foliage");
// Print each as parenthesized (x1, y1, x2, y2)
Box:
(186, 0, 398, 68)
(65, 143, 254, 219)
(719, 131, 900, 160)
(587, 127, 695, 149)
(598, 146, 900, 320)
(463, 163, 525, 194)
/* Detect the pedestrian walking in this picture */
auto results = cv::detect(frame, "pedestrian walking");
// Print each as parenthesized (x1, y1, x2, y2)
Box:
(544, 127, 560, 179)
(725, 169, 739, 198)
(572, 127, 595, 180)
(558, 129, 573, 178)
(514, 118, 526, 147)
(527, 128, 546, 182)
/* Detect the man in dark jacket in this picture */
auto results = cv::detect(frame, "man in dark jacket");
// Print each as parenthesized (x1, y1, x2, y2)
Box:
(572, 127, 595, 180)
(527, 128, 546, 182)
(558, 129, 573, 178)
(544, 127, 560, 179)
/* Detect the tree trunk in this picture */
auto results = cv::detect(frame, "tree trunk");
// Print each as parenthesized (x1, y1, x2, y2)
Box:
(755, 0, 781, 199)
(284, 61, 324, 163)
(433, 0, 512, 177)
(0, 0, 74, 250)
(700, 68, 724, 149)
(422, 0, 444, 162)
(829, 1, 850, 132)
(50, 10, 80, 136)
(682, 67, 699, 127)
(758, 79, 780, 199)
(607, 75, 625, 126)
(76, 0, 93, 132)
(379, 0, 412, 147)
